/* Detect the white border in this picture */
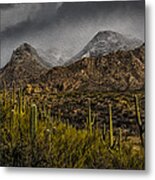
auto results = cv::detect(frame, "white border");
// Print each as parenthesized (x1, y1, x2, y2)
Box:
(0, 0, 155, 179)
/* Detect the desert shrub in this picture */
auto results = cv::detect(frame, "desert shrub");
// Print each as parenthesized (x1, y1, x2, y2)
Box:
(0, 89, 144, 169)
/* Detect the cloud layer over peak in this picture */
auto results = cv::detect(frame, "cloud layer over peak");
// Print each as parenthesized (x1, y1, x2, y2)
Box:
(0, 1, 145, 67)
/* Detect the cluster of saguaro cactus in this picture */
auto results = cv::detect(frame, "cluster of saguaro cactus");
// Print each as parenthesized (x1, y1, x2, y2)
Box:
(134, 94, 144, 147)
(1, 84, 52, 162)
(85, 99, 123, 151)
(103, 104, 123, 151)
(0, 82, 145, 168)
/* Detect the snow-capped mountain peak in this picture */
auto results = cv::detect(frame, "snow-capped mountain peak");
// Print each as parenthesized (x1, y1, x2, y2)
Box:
(66, 30, 143, 65)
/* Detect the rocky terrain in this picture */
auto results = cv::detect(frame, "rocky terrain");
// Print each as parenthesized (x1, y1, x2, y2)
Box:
(0, 43, 47, 89)
(39, 44, 144, 93)
(0, 31, 144, 93)
(0, 44, 145, 93)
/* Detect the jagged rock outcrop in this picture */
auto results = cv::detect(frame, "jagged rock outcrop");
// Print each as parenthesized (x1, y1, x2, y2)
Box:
(39, 44, 144, 92)
(0, 35, 144, 93)
(0, 43, 47, 89)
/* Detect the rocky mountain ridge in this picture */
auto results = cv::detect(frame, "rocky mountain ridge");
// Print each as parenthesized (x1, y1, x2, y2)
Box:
(67, 30, 143, 65)
(39, 44, 144, 93)
(0, 43, 47, 89)
(0, 32, 144, 93)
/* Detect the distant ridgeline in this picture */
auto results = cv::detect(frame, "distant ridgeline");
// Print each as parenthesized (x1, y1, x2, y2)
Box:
(0, 31, 144, 93)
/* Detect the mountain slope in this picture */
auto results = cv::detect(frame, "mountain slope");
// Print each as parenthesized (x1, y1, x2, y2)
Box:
(39, 44, 144, 93)
(0, 40, 144, 93)
(66, 30, 143, 65)
(0, 43, 47, 89)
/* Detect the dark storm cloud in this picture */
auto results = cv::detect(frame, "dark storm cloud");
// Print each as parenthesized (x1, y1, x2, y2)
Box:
(55, 1, 144, 38)
(1, 3, 62, 38)
(0, 1, 145, 68)
(56, 1, 144, 27)
(57, 1, 131, 20)
(1, 1, 144, 39)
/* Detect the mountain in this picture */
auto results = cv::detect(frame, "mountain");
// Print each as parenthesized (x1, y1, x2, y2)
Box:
(0, 34, 144, 93)
(0, 43, 47, 89)
(39, 44, 144, 93)
(66, 30, 143, 65)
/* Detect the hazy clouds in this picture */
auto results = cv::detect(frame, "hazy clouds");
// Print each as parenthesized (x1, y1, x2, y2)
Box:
(0, 1, 145, 67)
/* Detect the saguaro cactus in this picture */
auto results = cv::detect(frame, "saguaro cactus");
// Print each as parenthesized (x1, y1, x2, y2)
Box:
(30, 103, 38, 166)
(134, 94, 144, 147)
(109, 103, 114, 148)
(30, 103, 38, 140)
(10, 109, 15, 132)
(10, 109, 15, 148)
(86, 98, 95, 135)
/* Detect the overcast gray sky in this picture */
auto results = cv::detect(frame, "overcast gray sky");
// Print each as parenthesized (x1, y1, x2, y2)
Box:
(0, 1, 145, 67)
